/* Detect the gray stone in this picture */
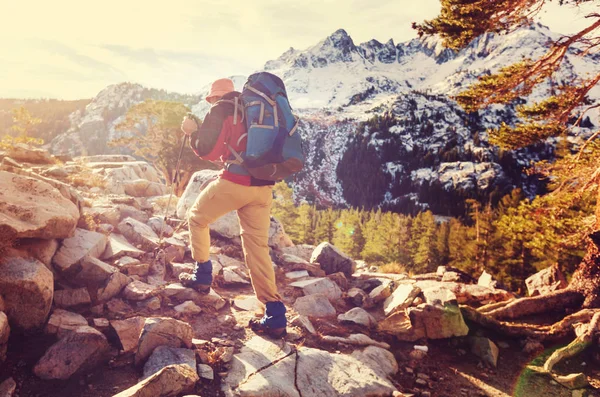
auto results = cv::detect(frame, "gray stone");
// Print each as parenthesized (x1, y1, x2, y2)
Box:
(310, 242, 356, 277)
(526, 264, 568, 297)
(470, 337, 499, 367)
(197, 364, 214, 380)
(290, 277, 342, 301)
(478, 270, 498, 289)
(135, 317, 194, 366)
(348, 288, 370, 308)
(292, 315, 316, 334)
(422, 286, 458, 306)
(322, 334, 390, 349)
(102, 234, 145, 260)
(0, 257, 53, 331)
(113, 364, 199, 397)
(53, 229, 108, 273)
(33, 326, 109, 380)
(118, 217, 160, 251)
(294, 294, 336, 318)
(8, 144, 53, 164)
(338, 307, 377, 327)
(222, 267, 251, 285)
(169, 262, 195, 279)
(286, 270, 310, 279)
(383, 284, 421, 316)
(45, 309, 88, 338)
(142, 346, 196, 380)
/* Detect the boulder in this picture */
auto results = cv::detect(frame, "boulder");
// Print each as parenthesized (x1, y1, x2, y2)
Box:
(525, 264, 568, 296)
(168, 262, 195, 279)
(53, 229, 108, 273)
(224, 336, 398, 397)
(135, 317, 194, 366)
(142, 346, 196, 380)
(197, 364, 214, 380)
(113, 364, 198, 397)
(0, 257, 53, 331)
(102, 234, 145, 260)
(222, 267, 251, 285)
(369, 279, 394, 303)
(290, 278, 342, 301)
(337, 307, 377, 328)
(280, 244, 316, 262)
(123, 179, 167, 198)
(233, 296, 263, 312)
(147, 217, 174, 237)
(321, 334, 390, 349)
(478, 270, 498, 289)
(122, 281, 158, 301)
(268, 216, 294, 250)
(0, 312, 9, 362)
(310, 242, 356, 277)
(422, 285, 458, 306)
(33, 326, 109, 380)
(176, 170, 220, 219)
(96, 272, 132, 302)
(348, 288, 370, 308)
(470, 336, 499, 367)
(0, 377, 16, 396)
(174, 301, 202, 315)
(8, 144, 53, 164)
(54, 287, 92, 308)
(293, 294, 336, 318)
(409, 304, 469, 340)
(45, 309, 88, 338)
(111, 316, 146, 353)
(383, 284, 421, 316)
(118, 217, 160, 251)
(16, 238, 59, 269)
(74, 256, 118, 286)
(162, 284, 226, 310)
(0, 171, 79, 239)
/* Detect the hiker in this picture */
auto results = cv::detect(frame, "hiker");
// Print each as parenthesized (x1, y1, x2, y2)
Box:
(179, 78, 287, 338)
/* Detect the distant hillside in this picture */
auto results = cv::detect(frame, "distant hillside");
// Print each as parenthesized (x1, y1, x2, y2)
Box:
(0, 98, 90, 143)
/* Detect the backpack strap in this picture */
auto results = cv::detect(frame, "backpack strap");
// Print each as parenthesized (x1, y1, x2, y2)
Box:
(214, 98, 244, 125)
(246, 86, 276, 106)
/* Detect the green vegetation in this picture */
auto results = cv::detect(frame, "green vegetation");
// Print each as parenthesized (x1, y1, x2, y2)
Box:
(273, 179, 595, 294)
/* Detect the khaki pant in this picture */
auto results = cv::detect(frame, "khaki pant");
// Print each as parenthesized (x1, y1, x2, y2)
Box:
(188, 178, 281, 303)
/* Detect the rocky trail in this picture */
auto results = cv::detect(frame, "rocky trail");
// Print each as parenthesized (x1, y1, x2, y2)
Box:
(0, 144, 598, 397)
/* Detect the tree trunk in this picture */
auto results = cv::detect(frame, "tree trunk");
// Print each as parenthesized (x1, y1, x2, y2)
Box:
(569, 183, 600, 308)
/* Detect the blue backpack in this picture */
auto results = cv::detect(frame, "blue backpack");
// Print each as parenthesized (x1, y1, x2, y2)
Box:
(227, 72, 304, 181)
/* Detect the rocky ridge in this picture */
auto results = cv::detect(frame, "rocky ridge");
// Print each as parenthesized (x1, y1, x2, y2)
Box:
(0, 145, 596, 396)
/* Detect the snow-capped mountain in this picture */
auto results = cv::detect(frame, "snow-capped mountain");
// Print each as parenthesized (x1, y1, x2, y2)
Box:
(48, 23, 599, 215)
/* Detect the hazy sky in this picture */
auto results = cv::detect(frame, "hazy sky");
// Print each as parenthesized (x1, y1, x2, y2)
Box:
(0, 0, 597, 99)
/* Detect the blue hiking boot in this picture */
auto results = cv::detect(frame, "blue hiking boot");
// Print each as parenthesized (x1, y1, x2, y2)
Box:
(179, 260, 212, 293)
(249, 301, 287, 338)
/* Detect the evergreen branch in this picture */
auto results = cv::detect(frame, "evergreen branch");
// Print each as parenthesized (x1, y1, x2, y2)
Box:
(576, 128, 600, 161)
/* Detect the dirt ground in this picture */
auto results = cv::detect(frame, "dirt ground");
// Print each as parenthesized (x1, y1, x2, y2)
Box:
(1, 283, 599, 397)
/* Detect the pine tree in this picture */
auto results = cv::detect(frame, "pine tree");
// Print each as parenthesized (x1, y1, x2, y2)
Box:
(295, 203, 316, 245)
(271, 182, 300, 242)
(410, 211, 439, 273)
(314, 208, 336, 244)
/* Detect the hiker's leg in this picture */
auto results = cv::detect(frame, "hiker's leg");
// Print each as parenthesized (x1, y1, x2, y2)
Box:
(237, 186, 281, 303)
(187, 178, 245, 285)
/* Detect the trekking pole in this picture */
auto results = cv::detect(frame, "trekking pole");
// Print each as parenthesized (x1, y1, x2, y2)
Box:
(157, 132, 188, 249)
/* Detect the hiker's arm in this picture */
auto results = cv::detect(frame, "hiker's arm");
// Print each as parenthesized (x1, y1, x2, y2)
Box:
(189, 104, 226, 156)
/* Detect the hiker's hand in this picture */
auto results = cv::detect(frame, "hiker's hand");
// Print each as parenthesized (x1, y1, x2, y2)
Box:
(181, 117, 198, 135)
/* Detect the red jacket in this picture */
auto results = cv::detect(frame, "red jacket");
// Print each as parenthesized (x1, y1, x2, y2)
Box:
(189, 91, 274, 187)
